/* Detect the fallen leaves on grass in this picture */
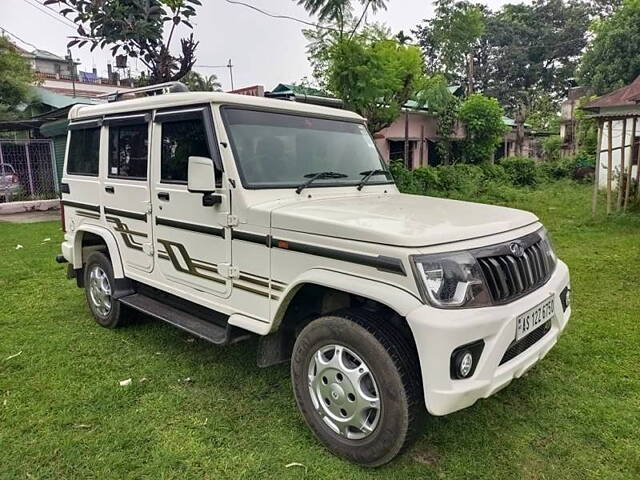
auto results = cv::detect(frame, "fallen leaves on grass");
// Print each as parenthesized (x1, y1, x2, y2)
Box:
(285, 462, 307, 473)
(5, 351, 22, 361)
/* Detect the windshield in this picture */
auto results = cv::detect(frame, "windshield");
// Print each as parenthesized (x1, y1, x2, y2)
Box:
(222, 108, 392, 189)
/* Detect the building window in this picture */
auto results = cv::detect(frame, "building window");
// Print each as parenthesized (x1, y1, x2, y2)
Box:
(67, 127, 100, 176)
(632, 136, 640, 166)
(160, 118, 220, 185)
(388, 140, 415, 167)
(108, 124, 148, 179)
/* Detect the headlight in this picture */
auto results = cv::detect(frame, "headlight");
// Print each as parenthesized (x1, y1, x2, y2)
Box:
(411, 251, 492, 308)
(539, 228, 558, 268)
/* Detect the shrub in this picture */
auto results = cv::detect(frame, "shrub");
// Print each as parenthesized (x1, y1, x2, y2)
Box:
(499, 156, 539, 187)
(542, 135, 563, 161)
(387, 157, 581, 203)
(458, 94, 508, 164)
(412, 166, 440, 192)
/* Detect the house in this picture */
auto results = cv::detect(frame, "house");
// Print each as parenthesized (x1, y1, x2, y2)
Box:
(583, 75, 640, 212)
(498, 117, 549, 160)
(372, 86, 465, 168)
(12, 40, 135, 99)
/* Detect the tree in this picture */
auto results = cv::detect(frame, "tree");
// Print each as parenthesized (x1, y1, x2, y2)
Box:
(457, 94, 507, 164)
(313, 28, 425, 133)
(465, 0, 590, 154)
(416, 74, 461, 164)
(578, 0, 640, 95)
(296, 0, 387, 34)
(182, 71, 222, 91)
(43, 0, 202, 84)
(0, 37, 35, 120)
(412, 0, 485, 92)
(476, 1, 590, 112)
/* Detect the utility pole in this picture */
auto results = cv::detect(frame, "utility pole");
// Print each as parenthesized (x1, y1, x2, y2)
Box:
(404, 109, 410, 169)
(467, 52, 474, 95)
(67, 49, 76, 97)
(227, 59, 234, 91)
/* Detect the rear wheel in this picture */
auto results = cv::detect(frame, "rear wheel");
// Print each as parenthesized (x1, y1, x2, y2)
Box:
(291, 309, 425, 467)
(84, 252, 122, 328)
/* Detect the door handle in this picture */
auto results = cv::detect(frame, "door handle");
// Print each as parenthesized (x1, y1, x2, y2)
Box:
(157, 192, 170, 201)
(105, 186, 115, 194)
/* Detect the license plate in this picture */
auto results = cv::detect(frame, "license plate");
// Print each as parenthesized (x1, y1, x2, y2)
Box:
(515, 296, 555, 341)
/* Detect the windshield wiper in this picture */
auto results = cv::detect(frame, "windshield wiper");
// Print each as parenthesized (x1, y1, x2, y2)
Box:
(296, 171, 348, 194)
(357, 169, 392, 191)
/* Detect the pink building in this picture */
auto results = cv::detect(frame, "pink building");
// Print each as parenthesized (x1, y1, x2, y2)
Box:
(374, 111, 465, 168)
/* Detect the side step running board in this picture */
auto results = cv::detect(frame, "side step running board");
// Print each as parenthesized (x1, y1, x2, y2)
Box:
(119, 293, 250, 345)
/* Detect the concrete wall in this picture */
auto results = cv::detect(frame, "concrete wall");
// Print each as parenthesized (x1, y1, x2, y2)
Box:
(35, 59, 73, 77)
(597, 118, 640, 189)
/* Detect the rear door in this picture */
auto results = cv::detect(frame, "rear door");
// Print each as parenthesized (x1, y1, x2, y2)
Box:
(101, 113, 154, 273)
(150, 106, 231, 298)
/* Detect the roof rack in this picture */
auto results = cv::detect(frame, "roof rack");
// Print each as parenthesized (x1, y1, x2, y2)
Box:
(264, 92, 344, 109)
(99, 81, 190, 103)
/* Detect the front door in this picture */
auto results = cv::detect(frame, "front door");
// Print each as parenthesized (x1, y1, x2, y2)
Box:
(101, 114, 154, 273)
(150, 106, 231, 298)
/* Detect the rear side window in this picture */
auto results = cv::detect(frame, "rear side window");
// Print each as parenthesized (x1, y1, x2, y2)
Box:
(160, 119, 219, 184)
(67, 127, 100, 176)
(108, 124, 148, 179)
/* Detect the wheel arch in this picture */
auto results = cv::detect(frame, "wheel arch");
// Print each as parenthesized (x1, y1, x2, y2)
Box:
(256, 269, 423, 368)
(71, 225, 125, 278)
(271, 268, 423, 330)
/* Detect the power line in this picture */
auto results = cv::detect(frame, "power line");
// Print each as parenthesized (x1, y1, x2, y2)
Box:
(32, 0, 78, 26)
(17, 0, 77, 31)
(0, 26, 39, 49)
(222, 0, 339, 32)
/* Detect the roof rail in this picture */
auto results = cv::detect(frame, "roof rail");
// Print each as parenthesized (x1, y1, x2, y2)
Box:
(99, 81, 190, 103)
(265, 92, 344, 109)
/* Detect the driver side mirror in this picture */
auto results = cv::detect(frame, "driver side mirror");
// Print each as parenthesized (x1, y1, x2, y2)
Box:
(187, 156, 221, 207)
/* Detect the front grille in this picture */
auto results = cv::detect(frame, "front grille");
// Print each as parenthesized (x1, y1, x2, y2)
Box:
(499, 320, 551, 365)
(477, 238, 552, 304)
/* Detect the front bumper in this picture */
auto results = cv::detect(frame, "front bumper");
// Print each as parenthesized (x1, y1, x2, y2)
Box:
(406, 259, 571, 416)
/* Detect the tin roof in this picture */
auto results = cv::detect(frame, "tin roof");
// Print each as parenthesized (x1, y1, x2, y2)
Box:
(584, 76, 640, 111)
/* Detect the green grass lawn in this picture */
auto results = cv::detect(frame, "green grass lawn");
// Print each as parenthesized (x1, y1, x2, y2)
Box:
(1, 182, 639, 479)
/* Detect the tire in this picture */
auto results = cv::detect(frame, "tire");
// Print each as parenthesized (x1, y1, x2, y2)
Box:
(83, 251, 123, 328)
(291, 309, 425, 467)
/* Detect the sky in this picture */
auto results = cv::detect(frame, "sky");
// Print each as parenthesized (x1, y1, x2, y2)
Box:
(1, 0, 519, 92)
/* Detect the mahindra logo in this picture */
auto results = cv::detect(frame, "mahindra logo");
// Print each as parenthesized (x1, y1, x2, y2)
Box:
(509, 242, 525, 257)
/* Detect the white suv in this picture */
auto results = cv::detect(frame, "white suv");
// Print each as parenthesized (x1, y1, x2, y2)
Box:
(57, 84, 571, 466)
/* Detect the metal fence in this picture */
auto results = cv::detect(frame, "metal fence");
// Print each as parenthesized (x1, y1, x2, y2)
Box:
(0, 140, 58, 203)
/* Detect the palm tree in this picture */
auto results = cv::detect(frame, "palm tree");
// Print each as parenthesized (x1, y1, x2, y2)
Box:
(396, 30, 412, 45)
(181, 71, 222, 92)
(296, 0, 387, 34)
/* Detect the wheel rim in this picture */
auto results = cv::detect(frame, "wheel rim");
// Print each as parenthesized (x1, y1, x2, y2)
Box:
(307, 344, 381, 440)
(88, 265, 112, 316)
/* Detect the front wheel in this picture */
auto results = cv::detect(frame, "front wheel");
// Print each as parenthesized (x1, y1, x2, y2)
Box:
(291, 310, 425, 467)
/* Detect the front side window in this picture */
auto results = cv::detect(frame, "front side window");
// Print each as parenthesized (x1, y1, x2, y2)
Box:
(67, 127, 100, 176)
(108, 124, 148, 179)
(222, 108, 391, 189)
(160, 118, 220, 184)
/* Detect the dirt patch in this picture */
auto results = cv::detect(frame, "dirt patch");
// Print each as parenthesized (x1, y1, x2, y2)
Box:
(0, 210, 60, 223)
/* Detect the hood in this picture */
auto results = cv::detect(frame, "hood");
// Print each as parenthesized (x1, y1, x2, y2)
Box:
(270, 193, 538, 247)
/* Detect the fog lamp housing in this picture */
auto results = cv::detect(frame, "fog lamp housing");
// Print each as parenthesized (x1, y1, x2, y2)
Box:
(450, 340, 484, 379)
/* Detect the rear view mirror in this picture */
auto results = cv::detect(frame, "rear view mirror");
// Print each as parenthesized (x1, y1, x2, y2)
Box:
(187, 156, 221, 207)
(187, 156, 216, 193)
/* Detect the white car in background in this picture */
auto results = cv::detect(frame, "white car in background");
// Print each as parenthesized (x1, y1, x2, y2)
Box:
(0, 163, 23, 202)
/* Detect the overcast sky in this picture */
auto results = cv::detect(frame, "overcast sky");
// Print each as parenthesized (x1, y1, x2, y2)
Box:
(2, 0, 521, 91)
